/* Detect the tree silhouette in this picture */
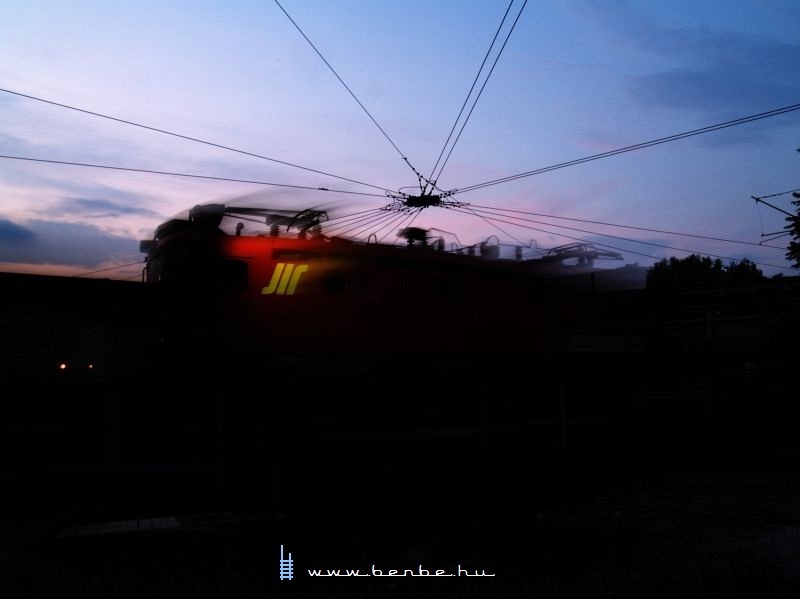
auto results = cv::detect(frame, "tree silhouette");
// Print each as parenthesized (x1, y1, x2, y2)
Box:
(785, 192, 800, 269)
(646, 254, 765, 290)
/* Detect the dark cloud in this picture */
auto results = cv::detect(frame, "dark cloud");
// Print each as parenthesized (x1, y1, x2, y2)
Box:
(56, 197, 160, 218)
(0, 219, 138, 267)
(587, 1, 800, 119)
(628, 67, 799, 114)
(0, 219, 37, 243)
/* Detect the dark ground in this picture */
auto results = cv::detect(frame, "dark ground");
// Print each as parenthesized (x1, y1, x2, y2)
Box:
(3, 272, 800, 597)
(4, 422, 800, 598)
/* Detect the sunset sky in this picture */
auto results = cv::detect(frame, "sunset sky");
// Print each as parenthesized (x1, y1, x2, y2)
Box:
(1, 0, 799, 280)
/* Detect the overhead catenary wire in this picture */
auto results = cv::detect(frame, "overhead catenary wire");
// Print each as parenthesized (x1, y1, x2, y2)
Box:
(449, 103, 800, 195)
(755, 198, 769, 238)
(465, 205, 789, 265)
(273, 0, 422, 182)
(459, 206, 527, 246)
(468, 204, 787, 248)
(70, 260, 144, 277)
(323, 208, 396, 236)
(760, 233, 790, 245)
(323, 207, 392, 226)
(328, 207, 412, 241)
(424, 0, 515, 194)
(0, 155, 388, 198)
(385, 208, 425, 245)
(751, 195, 795, 218)
(325, 209, 400, 238)
(430, 0, 527, 190)
(446, 206, 795, 270)
(2, 22, 795, 272)
(447, 205, 661, 260)
(751, 194, 794, 236)
(373, 210, 419, 243)
(0, 87, 397, 195)
(753, 186, 800, 200)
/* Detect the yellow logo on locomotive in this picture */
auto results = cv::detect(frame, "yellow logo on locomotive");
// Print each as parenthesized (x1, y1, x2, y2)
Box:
(261, 263, 309, 295)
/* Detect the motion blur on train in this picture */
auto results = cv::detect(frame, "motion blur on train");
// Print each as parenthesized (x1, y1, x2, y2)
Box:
(137, 200, 642, 358)
(3, 198, 798, 526)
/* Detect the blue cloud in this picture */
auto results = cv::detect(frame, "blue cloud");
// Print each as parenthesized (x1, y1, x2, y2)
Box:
(57, 197, 160, 218)
(586, 1, 800, 118)
(628, 67, 798, 114)
(0, 219, 36, 243)
(0, 219, 138, 266)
